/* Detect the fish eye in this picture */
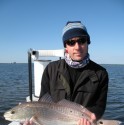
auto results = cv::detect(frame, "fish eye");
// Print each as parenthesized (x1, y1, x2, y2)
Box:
(11, 110, 15, 114)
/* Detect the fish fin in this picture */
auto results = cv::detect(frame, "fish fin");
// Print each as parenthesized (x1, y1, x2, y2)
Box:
(39, 93, 54, 103)
(58, 99, 93, 120)
(31, 115, 44, 125)
(58, 99, 84, 110)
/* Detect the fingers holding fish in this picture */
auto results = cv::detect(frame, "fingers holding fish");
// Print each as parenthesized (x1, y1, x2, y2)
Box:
(20, 119, 29, 125)
(81, 107, 96, 122)
(78, 118, 91, 125)
(77, 112, 96, 125)
(90, 113, 96, 123)
(20, 119, 35, 125)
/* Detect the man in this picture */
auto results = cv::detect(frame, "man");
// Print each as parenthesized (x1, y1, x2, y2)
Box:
(23, 21, 109, 125)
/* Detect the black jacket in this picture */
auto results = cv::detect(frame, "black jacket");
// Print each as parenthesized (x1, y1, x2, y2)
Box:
(40, 59, 108, 119)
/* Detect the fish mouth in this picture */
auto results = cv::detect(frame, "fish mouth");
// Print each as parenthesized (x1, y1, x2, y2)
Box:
(3, 113, 12, 121)
(4, 113, 27, 122)
(5, 118, 12, 121)
(4, 116, 12, 121)
(4, 115, 21, 122)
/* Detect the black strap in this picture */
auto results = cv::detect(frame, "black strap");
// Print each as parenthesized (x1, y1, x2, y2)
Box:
(60, 74, 71, 99)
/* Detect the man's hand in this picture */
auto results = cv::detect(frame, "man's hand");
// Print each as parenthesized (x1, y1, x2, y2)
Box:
(20, 119, 34, 125)
(77, 113, 96, 125)
(78, 118, 91, 125)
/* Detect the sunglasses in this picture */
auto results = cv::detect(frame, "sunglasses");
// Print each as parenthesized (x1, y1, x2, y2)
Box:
(65, 36, 87, 46)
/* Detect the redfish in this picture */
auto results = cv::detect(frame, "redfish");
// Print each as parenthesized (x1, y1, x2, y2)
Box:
(4, 94, 121, 125)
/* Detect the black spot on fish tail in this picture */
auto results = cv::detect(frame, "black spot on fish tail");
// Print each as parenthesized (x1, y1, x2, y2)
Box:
(98, 120, 103, 124)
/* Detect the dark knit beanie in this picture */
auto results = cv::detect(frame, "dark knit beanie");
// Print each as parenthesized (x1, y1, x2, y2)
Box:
(62, 21, 90, 47)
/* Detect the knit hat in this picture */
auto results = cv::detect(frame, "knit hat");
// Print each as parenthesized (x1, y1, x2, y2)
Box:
(62, 21, 90, 47)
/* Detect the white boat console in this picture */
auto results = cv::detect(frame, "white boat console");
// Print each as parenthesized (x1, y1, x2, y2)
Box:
(8, 48, 64, 125)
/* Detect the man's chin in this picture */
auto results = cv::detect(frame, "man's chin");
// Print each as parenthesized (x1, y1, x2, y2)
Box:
(73, 57, 83, 61)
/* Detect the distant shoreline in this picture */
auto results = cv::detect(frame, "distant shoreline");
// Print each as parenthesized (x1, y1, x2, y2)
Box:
(0, 63, 124, 65)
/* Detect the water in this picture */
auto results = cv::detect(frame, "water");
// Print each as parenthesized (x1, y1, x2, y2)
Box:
(0, 63, 29, 125)
(102, 64, 124, 122)
(0, 63, 124, 125)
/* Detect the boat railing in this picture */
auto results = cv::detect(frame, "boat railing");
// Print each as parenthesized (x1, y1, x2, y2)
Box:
(27, 48, 64, 102)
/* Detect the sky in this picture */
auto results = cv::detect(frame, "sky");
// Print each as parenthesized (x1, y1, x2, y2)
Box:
(0, 0, 124, 64)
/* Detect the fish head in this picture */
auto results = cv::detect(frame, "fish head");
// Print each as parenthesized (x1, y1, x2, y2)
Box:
(97, 119, 122, 125)
(4, 102, 34, 122)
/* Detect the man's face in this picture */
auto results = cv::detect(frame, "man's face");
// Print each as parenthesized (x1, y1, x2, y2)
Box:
(65, 36, 88, 61)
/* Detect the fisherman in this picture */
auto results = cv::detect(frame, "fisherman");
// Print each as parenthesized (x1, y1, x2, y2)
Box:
(22, 21, 109, 125)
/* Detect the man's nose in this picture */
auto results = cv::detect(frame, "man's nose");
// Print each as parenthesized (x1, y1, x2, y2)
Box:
(74, 42, 80, 49)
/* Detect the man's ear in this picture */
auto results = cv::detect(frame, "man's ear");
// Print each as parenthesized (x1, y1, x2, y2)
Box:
(64, 48, 68, 53)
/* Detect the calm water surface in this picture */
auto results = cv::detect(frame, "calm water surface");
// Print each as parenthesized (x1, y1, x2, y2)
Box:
(0, 63, 124, 124)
